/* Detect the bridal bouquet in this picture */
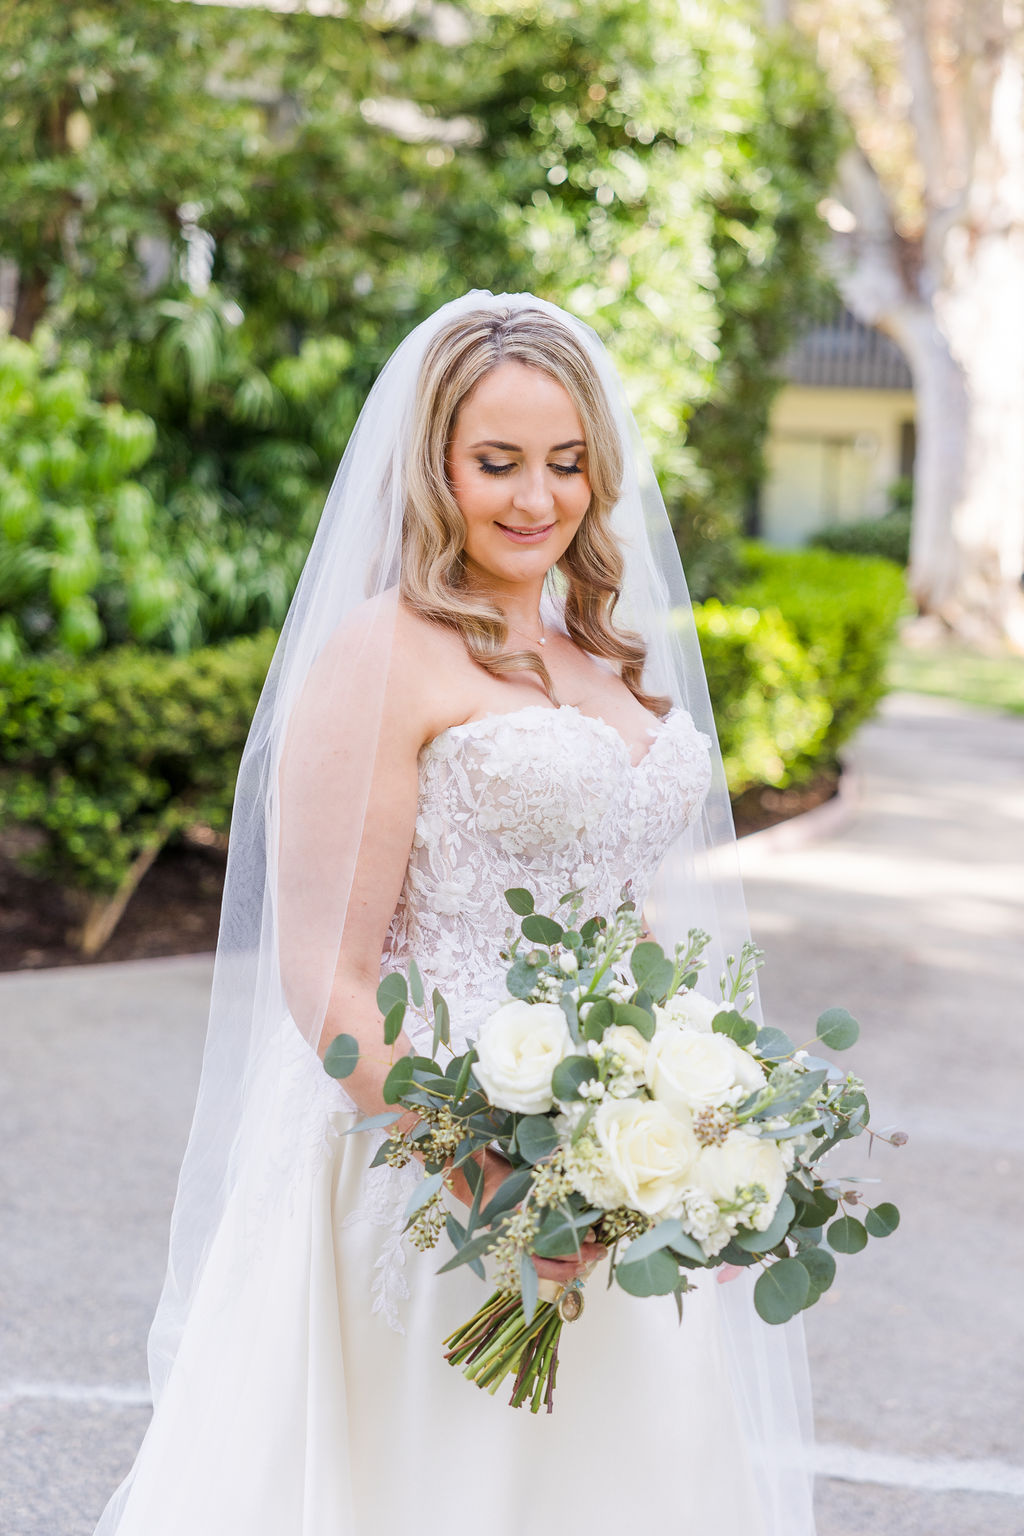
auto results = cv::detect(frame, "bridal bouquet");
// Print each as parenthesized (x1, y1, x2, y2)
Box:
(324, 889, 903, 1413)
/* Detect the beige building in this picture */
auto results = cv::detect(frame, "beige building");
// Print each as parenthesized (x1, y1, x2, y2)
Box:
(757, 304, 915, 545)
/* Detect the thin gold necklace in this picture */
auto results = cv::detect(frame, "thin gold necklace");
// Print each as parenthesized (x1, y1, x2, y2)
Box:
(506, 614, 546, 647)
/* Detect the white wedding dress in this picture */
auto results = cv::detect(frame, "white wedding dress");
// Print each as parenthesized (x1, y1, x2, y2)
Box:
(101, 704, 809, 1535)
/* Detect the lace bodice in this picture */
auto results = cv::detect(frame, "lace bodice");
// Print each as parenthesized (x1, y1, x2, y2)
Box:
(381, 704, 712, 1051)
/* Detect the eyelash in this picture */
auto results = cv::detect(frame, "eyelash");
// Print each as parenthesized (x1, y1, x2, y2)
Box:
(479, 461, 583, 478)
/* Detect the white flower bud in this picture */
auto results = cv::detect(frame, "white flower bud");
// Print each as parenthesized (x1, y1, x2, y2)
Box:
(558, 950, 579, 975)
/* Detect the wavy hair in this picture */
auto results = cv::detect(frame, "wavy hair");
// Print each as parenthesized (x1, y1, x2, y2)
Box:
(400, 304, 669, 716)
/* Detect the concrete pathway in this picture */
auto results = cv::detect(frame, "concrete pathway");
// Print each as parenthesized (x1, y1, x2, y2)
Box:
(1, 692, 1022, 1535)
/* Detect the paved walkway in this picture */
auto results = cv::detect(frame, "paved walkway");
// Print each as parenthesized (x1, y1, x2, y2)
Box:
(1, 692, 1022, 1535)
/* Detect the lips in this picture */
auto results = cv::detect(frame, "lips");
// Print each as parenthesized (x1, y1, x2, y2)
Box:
(496, 522, 556, 544)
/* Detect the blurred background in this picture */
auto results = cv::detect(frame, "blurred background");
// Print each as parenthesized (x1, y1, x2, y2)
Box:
(0, 5, 1022, 1532)
(0, 0, 1020, 966)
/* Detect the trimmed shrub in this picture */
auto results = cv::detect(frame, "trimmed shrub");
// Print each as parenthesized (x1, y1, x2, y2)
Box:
(729, 543, 906, 768)
(810, 511, 911, 566)
(0, 631, 275, 949)
(693, 601, 830, 795)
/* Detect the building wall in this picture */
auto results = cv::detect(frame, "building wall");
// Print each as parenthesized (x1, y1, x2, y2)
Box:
(760, 385, 915, 547)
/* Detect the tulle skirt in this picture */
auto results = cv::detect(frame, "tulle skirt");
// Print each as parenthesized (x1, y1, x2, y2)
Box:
(96, 1028, 814, 1535)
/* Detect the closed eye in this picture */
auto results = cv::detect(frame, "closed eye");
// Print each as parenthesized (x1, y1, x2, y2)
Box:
(478, 461, 584, 477)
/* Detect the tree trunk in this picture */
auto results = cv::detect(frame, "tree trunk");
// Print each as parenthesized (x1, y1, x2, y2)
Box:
(10, 265, 48, 341)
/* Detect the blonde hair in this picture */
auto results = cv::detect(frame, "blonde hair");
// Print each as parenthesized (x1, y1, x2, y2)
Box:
(400, 304, 669, 716)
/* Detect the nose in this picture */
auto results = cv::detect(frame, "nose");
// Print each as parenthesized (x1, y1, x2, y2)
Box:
(511, 464, 555, 519)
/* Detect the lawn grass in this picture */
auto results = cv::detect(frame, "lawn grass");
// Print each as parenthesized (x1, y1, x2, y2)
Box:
(887, 640, 1024, 715)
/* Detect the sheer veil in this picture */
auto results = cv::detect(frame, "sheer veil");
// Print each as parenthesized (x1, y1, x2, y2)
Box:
(135, 290, 815, 1531)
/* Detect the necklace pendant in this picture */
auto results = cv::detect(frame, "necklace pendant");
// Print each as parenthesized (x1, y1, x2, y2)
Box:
(538, 636, 546, 645)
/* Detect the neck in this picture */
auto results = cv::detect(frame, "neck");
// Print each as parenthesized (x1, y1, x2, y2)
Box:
(463, 572, 546, 640)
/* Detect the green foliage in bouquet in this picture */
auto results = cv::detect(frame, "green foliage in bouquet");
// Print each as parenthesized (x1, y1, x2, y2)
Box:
(325, 887, 903, 1411)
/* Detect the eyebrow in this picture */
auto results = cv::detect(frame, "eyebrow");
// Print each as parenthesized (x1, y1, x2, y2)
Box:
(469, 439, 586, 452)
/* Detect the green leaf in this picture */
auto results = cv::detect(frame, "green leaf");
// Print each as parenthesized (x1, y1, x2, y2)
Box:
(753, 1258, 811, 1324)
(520, 1250, 539, 1325)
(551, 1054, 598, 1102)
(481, 1167, 534, 1225)
(431, 988, 450, 1053)
(667, 1230, 709, 1265)
(404, 1169, 444, 1225)
(505, 887, 535, 916)
(445, 1213, 484, 1279)
(377, 972, 408, 1015)
(616, 1247, 680, 1297)
(532, 1206, 588, 1259)
(323, 1033, 359, 1079)
(436, 1226, 501, 1274)
(517, 1115, 560, 1165)
(382, 1000, 405, 1047)
(762, 1068, 828, 1116)
(506, 956, 540, 999)
(407, 958, 425, 1009)
(612, 1001, 655, 1040)
(382, 1056, 415, 1105)
(630, 941, 674, 999)
(452, 1048, 477, 1104)
(712, 1009, 757, 1048)
(827, 1215, 868, 1254)
(795, 1245, 836, 1302)
(865, 1202, 900, 1238)
(732, 1193, 796, 1253)
(580, 996, 613, 1042)
(339, 1110, 399, 1135)
(755, 1027, 795, 1060)
(522, 913, 563, 945)
(624, 1219, 684, 1263)
(816, 1007, 860, 1051)
(717, 1241, 758, 1268)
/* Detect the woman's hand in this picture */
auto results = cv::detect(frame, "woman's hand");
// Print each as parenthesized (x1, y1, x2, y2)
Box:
(532, 1239, 606, 1286)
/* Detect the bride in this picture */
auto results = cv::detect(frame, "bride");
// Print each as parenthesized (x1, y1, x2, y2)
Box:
(95, 293, 816, 1535)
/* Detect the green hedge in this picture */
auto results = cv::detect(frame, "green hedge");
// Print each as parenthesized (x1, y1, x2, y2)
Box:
(810, 511, 911, 566)
(0, 545, 904, 945)
(733, 545, 906, 767)
(0, 631, 275, 900)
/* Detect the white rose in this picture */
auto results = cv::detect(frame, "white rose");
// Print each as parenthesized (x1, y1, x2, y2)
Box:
(558, 951, 579, 975)
(593, 1097, 698, 1218)
(655, 990, 722, 1034)
(473, 1000, 573, 1115)
(693, 1130, 787, 1232)
(645, 1029, 765, 1114)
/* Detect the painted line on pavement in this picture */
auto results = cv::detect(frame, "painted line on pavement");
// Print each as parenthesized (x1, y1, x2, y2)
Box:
(0, 1382, 151, 1407)
(816, 1441, 1024, 1499)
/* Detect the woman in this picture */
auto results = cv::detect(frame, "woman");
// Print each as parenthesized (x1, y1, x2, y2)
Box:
(96, 293, 816, 1535)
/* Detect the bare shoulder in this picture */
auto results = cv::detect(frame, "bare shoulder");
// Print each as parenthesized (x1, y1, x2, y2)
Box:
(390, 600, 475, 742)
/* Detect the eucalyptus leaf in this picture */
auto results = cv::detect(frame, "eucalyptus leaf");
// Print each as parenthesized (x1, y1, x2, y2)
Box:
(445, 1213, 485, 1279)
(506, 957, 540, 999)
(452, 1048, 477, 1103)
(580, 996, 613, 1042)
(436, 1226, 501, 1274)
(795, 1245, 836, 1301)
(520, 1250, 539, 1325)
(762, 1068, 828, 1117)
(732, 1193, 796, 1254)
(827, 1215, 868, 1254)
(613, 1001, 655, 1040)
(551, 1054, 598, 1102)
(624, 1219, 684, 1263)
(407, 958, 425, 1009)
(712, 1009, 757, 1048)
(376, 972, 408, 1015)
(323, 1033, 359, 1079)
(816, 1007, 860, 1051)
(522, 913, 563, 945)
(753, 1258, 810, 1324)
(532, 1206, 586, 1259)
(517, 1115, 560, 1165)
(383, 1000, 405, 1047)
(382, 1056, 415, 1105)
(481, 1167, 534, 1225)
(865, 1202, 900, 1238)
(403, 1170, 444, 1225)
(630, 941, 674, 1000)
(616, 1247, 680, 1297)
(755, 1027, 795, 1061)
(505, 887, 534, 916)
(431, 988, 450, 1053)
(339, 1110, 400, 1136)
